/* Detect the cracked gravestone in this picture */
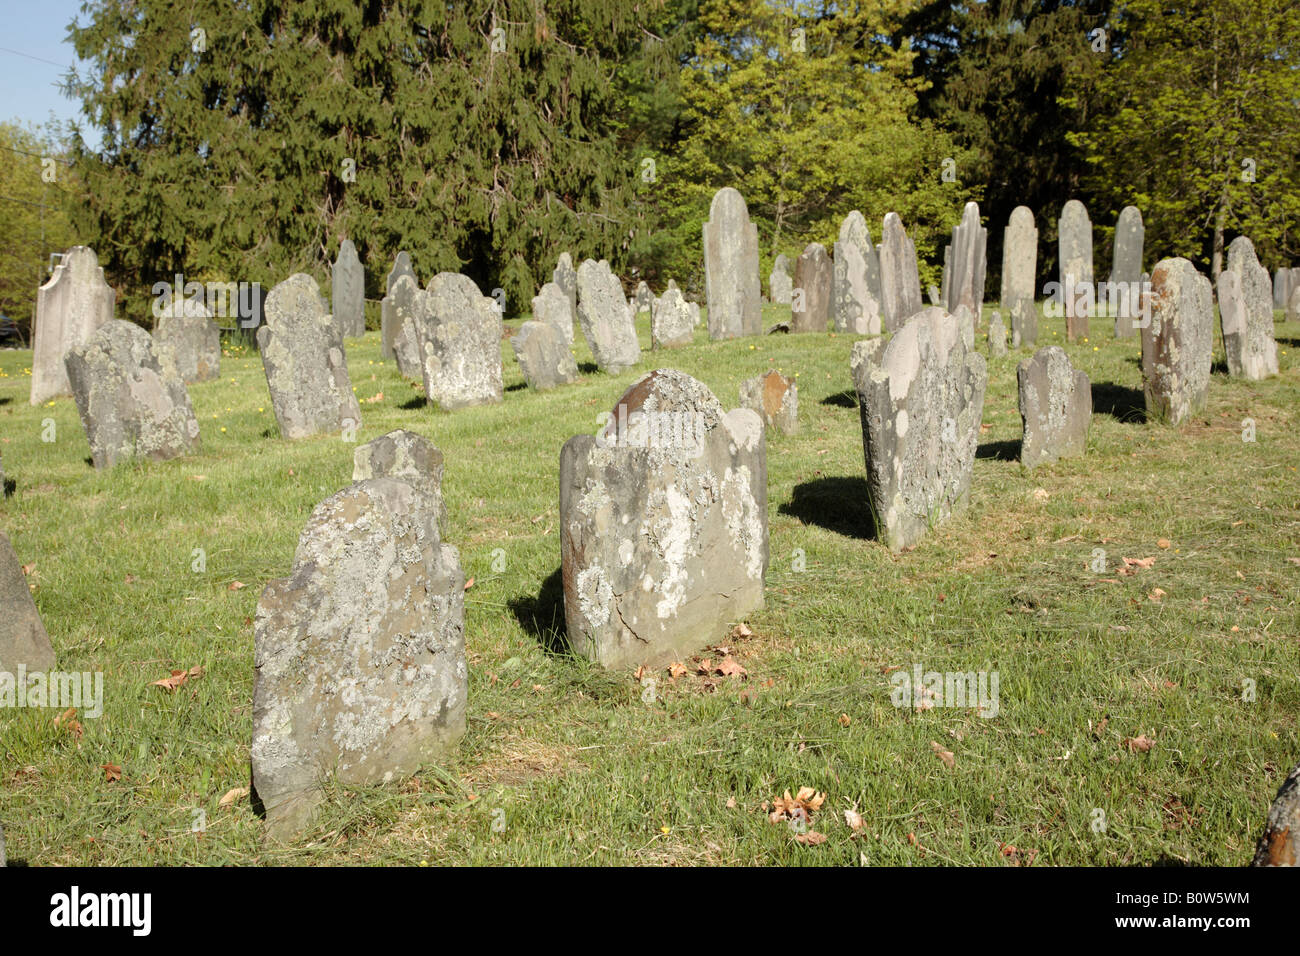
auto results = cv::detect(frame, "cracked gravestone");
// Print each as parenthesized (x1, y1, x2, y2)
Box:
(512, 320, 579, 390)
(1141, 257, 1213, 426)
(416, 273, 504, 410)
(576, 259, 640, 373)
(1017, 346, 1091, 471)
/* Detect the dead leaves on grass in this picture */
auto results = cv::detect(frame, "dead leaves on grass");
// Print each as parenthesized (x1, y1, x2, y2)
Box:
(150, 665, 205, 693)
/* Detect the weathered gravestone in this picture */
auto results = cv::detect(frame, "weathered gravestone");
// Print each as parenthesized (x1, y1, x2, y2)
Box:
(559, 370, 767, 669)
(416, 273, 504, 410)
(553, 252, 578, 319)
(331, 240, 365, 338)
(30, 246, 114, 406)
(155, 297, 220, 384)
(739, 370, 798, 435)
(1001, 206, 1038, 347)
(1273, 267, 1296, 310)
(851, 307, 987, 551)
(532, 281, 575, 346)
(252, 477, 465, 839)
(1141, 257, 1213, 426)
(770, 254, 793, 305)
(1058, 200, 1094, 341)
(633, 281, 655, 316)
(385, 274, 424, 380)
(1217, 236, 1278, 380)
(987, 311, 1008, 358)
(942, 201, 988, 320)
(1288, 286, 1300, 324)
(652, 286, 695, 349)
(512, 320, 579, 390)
(702, 187, 762, 339)
(353, 428, 447, 533)
(0, 530, 56, 674)
(1252, 762, 1300, 867)
(65, 321, 201, 469)
(1017, 346, 1091, 471)
(380, 252, 416, 359)
(576, 259, 641, 373)
(258, 274, 362, 439)
(833, 211, 882, 335)
(879, 213, 924, 332)
(791, 243, 832, 334)
(1110, 206, 1145, 337)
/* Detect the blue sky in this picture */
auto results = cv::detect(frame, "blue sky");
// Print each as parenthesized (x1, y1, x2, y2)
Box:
(0, 0, 92, 136)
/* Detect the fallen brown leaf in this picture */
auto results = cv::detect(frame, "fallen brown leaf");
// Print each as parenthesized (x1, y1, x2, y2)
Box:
(794, 831, 827, 845)
(219, 787, 249, 807)
(101, 763, 121, 783)
(930, 740, 955, 768)
(1125, 734, 1155, 753)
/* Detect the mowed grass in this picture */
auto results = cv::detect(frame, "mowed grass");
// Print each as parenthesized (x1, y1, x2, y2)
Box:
(1, 301, 1298, 867)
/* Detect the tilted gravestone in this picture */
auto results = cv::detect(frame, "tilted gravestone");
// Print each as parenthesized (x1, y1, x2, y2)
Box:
(258, 274, 361, 439)
(942, 201, 988, 321)
(353, 428, 447, 533)
(1110, 206, 1145, 337)
(331, 239, 365, 338)
(252, 477, 465, 839)
(739, 369, 798, 435)
(0, 531, 56, 674)
(1217, 236, 1278, 380)
(155, 297, 220, 384)
(65, 320, 201, 469)
(1017, 346, 1091, 471)
(559, 370, 767, 669)
(532, 281, 575, 346)
(30, 246, 115, 406)
(416, 273, 504, 410)
(1058, 200, 1094, 341)
(512, 320, 579, 390)
(385, 274, 424, 380)
(790, 243, 832, 334)
(1252, 762, 1300, 867)
(576, 259, 640, 373)
(380, 252, 416, 359)
(1142, 257, 1213, 426)
(770, 254, 793, 305)
(833, 211, 882, 335)
(651, 286, 695, 349)
(553, 252, 578, 319)
(702, 187, 762, 339)
(1001, 206, 1038, 347)
(851, 307, 988, 551)
(879, 213, 924, 332)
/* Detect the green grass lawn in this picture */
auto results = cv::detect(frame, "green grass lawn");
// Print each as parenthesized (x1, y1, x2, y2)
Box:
(1, 302, 1298, 866)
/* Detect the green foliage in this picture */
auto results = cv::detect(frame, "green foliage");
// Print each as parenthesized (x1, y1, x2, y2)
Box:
(0, 121, 78, 335)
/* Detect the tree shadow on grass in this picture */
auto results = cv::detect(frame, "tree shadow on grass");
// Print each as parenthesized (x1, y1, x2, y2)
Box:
(779, 475, 876, 540)
(1091, 381, 1146, 424)
(1276, 336, 1300, 349)
(820, 389, 857, 409)
(977, 438, 1021, 461)
(508, 566, 572, 656)
(505, 382, 527, 393)
(398, 395, 427, 411)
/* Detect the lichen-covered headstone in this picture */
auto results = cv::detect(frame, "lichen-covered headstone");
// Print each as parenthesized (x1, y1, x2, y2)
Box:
(942, 202, 988, 318)
(1001, 206, 1038, 347)
(739, 370, 798, 435)
(553, 252, 578, 319)
(1141, 257, 1213, 426)
(30, 246, 115, 406)
(0, 531, 56, 674)
(770, 254, 793, 305)
(833, 211, 882, 335)
(258, 274, 361, 439)
(331, 239, 365, 338)
(1217, 236, 1278, 380)
(416, 273, 504, 410)
(1252, 762, 1300, 866)
(987, 311, 1007, 358)
(1058, 200, 1093, 341)
(352, 428, 447, 533)
(1017, 346, 1091, 471)
(576, 259, 640, 373)
(633, 281, 655, 316)
(251, 477, 466, 839)
(790, 243, 832, 334)
(851, 308, 988, 551)
(1110, 206, 1145, 338)
(381, 252, 417, 359)
(559, 370, 767, 669)
(384, 274, 424, 380)
(702, 187, 762, 339)
(155, 297, 220, 384)
(651, 286, 695, 349)
(532, 281, 575, 346)
(64, 320, 200, 469)
(512, 320, 578, 390)
(879, 213, 924, 332)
